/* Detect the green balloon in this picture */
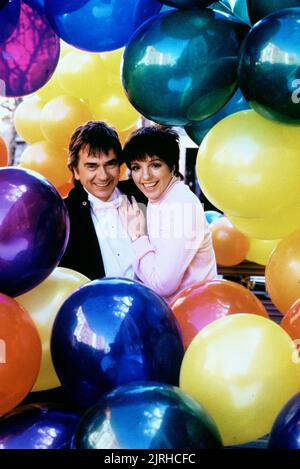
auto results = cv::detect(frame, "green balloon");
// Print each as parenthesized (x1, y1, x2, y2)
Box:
(122, 9, 249, 126)
(247, 0, 300, 25)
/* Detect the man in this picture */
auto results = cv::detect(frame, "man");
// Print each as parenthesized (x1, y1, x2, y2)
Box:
(59, 121, 147, 280)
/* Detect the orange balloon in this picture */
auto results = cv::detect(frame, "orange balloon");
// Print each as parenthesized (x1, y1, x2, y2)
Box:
(19, 141, 70, 188)
(210, 217, 249, 266)
(40, 95, 92, 148)
(170, 279, 268, 349)
(118, 122, 139, 146)
(266, 230, 300, 314)
(0, 135, 8, 167)
(0, 294, 41, 416)
(281, 299, 300, 353)
(57, 181, 74, 198)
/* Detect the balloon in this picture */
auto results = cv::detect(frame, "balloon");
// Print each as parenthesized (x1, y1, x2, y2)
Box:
(17, 267, 90, 392)
(57, 51, 108, 102)
(0, 294, 41, 416)
(220, 0, 250, 24)
(0, 167, 69, 297)
(185, 88, 249, 145)
(204, 210, 223, 224)
(118, 123, 140, 147)
(35, 71, 65, 103)
(196, 110, 300, 218)
(180, 314, 300, 446)
(160, 1, 214, 7)
(100, 48, 125, 88)
(238, 9, 300, 125)
(0, 135, 9, 167)
(90, 83, 140, 132)
(0, 403, 80, 449)
(247, 0, 300, 25)
(45, 0, 162, 53)
(268, 392, 300, 449)
(14, 96, 44, 144)
(123, 8, 248, 126)
(40, 95, 92, 148)
(0, 0, 20, 44)
(246, 238, 280, 266)
(73, 383, 222, 449)
(210, 217, 249, 266)
(19, 141, 70, 188)
(170, 279, 268, 349)
(228, 204, 300, 240)
(51, 278, 184, 409)
(24, 0, 45, 14)
(0, 2, 60, 97)
(57, 181, 74, 198)
(266, 231, 300, 314)
(281, 299, 300, 351)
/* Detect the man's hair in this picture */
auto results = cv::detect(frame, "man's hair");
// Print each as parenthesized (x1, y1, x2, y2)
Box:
(123, 126, 181, 177)
(68, 121, 123, 175)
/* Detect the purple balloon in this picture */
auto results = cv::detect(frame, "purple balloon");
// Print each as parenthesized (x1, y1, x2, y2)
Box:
(0, 1, 60, 97)
(0, 0, 21, 44)
(0, 167, 69, 297)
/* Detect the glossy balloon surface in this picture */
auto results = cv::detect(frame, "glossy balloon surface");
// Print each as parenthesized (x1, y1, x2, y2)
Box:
(73, 383, 223, 449)
(0, 0, 21, 44)
(51, 278, 184, 408)
(0, 168, 69, 297)
(268, 392, 300, 449)
(247, 0, 300, 25)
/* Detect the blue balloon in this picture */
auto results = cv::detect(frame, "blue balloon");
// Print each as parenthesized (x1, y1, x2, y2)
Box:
(0, 167, 69, 297)
(51, 278, 184, 409)
(72, 383, 223, 449)
(185, 88, 249, 145)
(24, 0, 45, 14)
(0, 403, 80, 449)
(204, 210, 223, 224)
(44, 0, 163, 52)
(160, 1, 214, 8)
(0, 0, 21, 44)
(268, 392, 300, 448)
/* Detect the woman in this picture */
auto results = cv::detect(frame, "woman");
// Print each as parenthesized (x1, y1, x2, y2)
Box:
(121, 126, 217, 304)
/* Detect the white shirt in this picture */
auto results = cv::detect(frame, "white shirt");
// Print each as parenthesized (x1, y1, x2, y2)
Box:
(87, 188, 135, 279)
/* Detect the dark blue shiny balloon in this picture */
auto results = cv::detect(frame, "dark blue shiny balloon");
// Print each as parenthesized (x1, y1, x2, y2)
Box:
(0, 167, 69, 297)
(204, 210, 223, 224)
(238, 8, 300, 124)
(44, 0, 163, 52)
(185, 88, 249, 145)
(247, 0, 300, 25)
(0, 0, 21, 44)
(160, 1, 214, 8)
(0, 403, 80, 449)
(73, 383, 223, 449)
(268, 392, 300, 448)
(51, 278, 184, 409)
(24, 0, 45, 14)
(122, 8, 249, 125)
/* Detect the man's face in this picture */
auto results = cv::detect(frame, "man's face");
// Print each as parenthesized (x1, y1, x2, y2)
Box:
(74, 145, 120, 201)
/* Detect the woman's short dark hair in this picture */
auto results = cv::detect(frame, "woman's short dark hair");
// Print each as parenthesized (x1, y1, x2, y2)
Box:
(123, 126, 181, 177)
(68, 121, 123, 176)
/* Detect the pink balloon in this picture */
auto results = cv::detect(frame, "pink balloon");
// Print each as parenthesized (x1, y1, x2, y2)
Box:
(0, 2, 59, 97)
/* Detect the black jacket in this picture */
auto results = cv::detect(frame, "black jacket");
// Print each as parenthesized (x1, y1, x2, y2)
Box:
(59, 180, 147, 280)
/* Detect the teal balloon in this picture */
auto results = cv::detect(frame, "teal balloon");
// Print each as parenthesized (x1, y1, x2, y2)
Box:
(204, 210, 223, 224)
(122, 9, 249, 126)
(238, 8, 300, 125)
(219, 0, 250, 24)
(185, 88, 249, 144)
(247, 0, 300, 25)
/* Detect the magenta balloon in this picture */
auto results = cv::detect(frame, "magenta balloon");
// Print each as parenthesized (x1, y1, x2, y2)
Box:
(0, 2, 60, 97)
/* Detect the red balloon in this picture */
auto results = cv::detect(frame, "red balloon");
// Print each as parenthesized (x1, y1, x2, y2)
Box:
(0, 136, 8, 167)
(0, 294, 41, 416)
(170, 279, 269, 349)
(281, 299, 300, 351)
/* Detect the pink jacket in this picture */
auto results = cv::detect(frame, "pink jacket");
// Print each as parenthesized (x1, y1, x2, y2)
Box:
(132, 180, 217, 304)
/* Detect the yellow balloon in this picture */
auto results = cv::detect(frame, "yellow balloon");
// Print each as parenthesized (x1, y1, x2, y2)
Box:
(100, 48, 124, 87)
(57, 51, 108, 101)
(246, 238, 280, 266)
(180, 314, 300, 446)
(16, 267, 90, 392)
(40, 95, 92, 148)
(19, 140, 70, 188)
(14, 97, 44, 143)
(228, 204, 300, 240)
(90, 83, 140, 132)
(36, 72, 65, 103)
(196, 110, 300, 218)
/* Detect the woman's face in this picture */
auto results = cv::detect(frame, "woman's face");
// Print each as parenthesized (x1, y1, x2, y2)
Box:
(130, 155, 173, 201)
